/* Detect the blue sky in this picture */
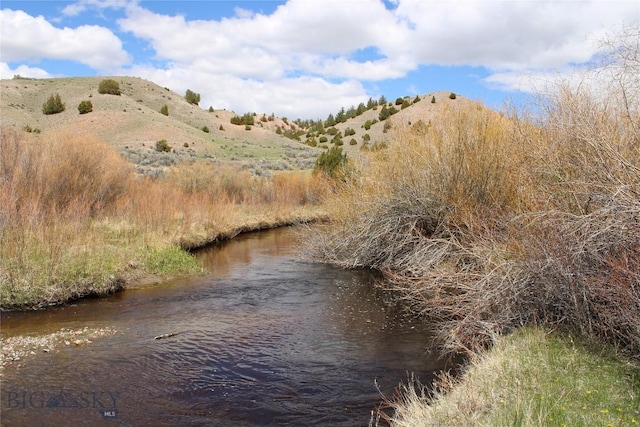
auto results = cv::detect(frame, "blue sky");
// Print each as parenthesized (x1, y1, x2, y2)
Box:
(1, 1, 638, 119)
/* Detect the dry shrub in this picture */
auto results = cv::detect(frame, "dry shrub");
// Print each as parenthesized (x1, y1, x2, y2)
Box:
(312, 105, 529, 270)
(167, 162, 258, 203)
(0, 129, 133, 224)
(167, 161, 328, 206)
(308, 28, 640, 358)
(1, 128, 331, 307)
(270, 171, 329, 205)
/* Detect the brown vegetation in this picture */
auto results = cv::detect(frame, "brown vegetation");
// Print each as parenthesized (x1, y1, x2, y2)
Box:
(307, 28, 640, 359)
(0, 130, 330, 308)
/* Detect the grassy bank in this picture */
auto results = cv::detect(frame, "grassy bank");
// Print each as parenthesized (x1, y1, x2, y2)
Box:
(0, 129, 329, 309)
(382, 327, 640, 426)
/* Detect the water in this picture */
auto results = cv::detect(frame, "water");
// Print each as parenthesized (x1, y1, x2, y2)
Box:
(0, 228, 448, 426)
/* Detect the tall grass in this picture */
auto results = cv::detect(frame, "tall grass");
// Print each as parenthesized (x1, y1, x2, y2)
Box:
(307, 29, 640, 359)
(0, 130, 329, 308)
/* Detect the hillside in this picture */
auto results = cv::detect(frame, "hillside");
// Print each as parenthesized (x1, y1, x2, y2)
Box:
(329, 92, 478, 154)
(0, 76, 476, 175)
(0, 76, 319, 175)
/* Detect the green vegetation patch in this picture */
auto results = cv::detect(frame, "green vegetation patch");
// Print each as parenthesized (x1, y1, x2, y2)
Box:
(388, 328, 640, 427)
(142, 245, 201, 276)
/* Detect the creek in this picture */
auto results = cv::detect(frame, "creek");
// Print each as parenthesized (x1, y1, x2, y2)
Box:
(0, 227, 448, 426)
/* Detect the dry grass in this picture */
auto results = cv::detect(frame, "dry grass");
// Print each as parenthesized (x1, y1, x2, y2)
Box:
(0, 130, 330, 308)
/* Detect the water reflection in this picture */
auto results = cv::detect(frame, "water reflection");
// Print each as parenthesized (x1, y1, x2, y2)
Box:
(1, 227, 447, 426)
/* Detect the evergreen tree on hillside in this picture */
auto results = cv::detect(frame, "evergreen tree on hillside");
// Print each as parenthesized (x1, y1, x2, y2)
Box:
(314, 146, 348, 179)
(42, 94, 65, 115)
(185, 89, 201, 105)
(325, 113, 336, 127)
(98, 79, 121, 95)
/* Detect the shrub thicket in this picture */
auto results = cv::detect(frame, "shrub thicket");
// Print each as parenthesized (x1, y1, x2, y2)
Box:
(0, 129, 331, 308)
(379, 105, 398, 121)
(42, 94, 65, 115)
(307, 28, 640, 359)
(230, 113, 255, 126)
(160, 105, 169, 116)
(98, 79, 121, 95)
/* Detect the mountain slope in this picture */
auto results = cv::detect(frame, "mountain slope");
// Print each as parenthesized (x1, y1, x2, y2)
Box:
(1, 76, 483, 174)
(1, 76, 319, 174)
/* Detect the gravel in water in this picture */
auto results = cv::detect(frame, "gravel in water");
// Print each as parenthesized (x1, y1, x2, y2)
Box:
(0, 327, 117, 369)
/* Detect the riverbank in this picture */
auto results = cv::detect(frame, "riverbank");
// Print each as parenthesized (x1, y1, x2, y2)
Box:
(382, 327, 640, 426)
(0, 128, 331, 310)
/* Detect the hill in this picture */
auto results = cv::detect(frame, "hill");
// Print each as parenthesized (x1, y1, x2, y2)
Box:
(1, 76, 319, 175)
(1, 76, 478, 175)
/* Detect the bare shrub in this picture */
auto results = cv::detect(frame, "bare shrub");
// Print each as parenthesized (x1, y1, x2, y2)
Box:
(307, 27, 640, 358)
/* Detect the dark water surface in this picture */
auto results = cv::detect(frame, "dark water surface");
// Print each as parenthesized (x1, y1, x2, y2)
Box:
(1, 228, 447, 426)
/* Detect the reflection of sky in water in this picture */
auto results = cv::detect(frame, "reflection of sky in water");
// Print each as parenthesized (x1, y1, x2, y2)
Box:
(1, 227, 448, 426)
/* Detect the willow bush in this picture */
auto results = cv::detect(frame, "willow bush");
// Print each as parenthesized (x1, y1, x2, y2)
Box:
(307, 27, 640, 358)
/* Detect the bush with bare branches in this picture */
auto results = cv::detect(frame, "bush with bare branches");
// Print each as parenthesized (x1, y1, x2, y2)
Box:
(307, 27, 640, 359)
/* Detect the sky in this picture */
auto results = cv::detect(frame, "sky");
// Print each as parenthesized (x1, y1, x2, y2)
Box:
(1, 1, 638, 119)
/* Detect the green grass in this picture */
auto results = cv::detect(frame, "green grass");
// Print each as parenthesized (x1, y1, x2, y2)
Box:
(388, 327, 640, 427)
(142, 245, 202, 275)
(0, 222, 203, 309)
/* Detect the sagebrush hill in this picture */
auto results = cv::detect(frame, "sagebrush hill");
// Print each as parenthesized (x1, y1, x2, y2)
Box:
(1, 75, 473, 175)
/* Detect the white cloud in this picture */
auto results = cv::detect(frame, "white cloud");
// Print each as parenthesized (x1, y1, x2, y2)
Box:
(393, 0, 638, 70)
(2, 1, 637, 117)
(0, 9, 129, 72)
(126, 63, 368, 119)
(0, 62, 52, 79)
(117, 0, 413, 82)
(61, 0, 132, 17)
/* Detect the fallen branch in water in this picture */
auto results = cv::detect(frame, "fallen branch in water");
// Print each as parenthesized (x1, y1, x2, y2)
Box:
(154, 332, 180, 340)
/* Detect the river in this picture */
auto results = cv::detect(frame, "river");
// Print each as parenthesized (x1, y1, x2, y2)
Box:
(0, 227, 448, 426)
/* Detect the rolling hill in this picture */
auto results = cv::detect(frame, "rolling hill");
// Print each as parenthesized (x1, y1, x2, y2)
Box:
(1, 75, 476, 175)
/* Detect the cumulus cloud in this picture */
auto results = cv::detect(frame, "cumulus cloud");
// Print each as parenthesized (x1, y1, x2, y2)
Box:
(393, 0, 638, 70)
(127, 63, 368, 119)
(114, 0, 637, 116)
(2, 0, 637, 117)
(117, 0, 413, 82)
(0, 9, 129, 72)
